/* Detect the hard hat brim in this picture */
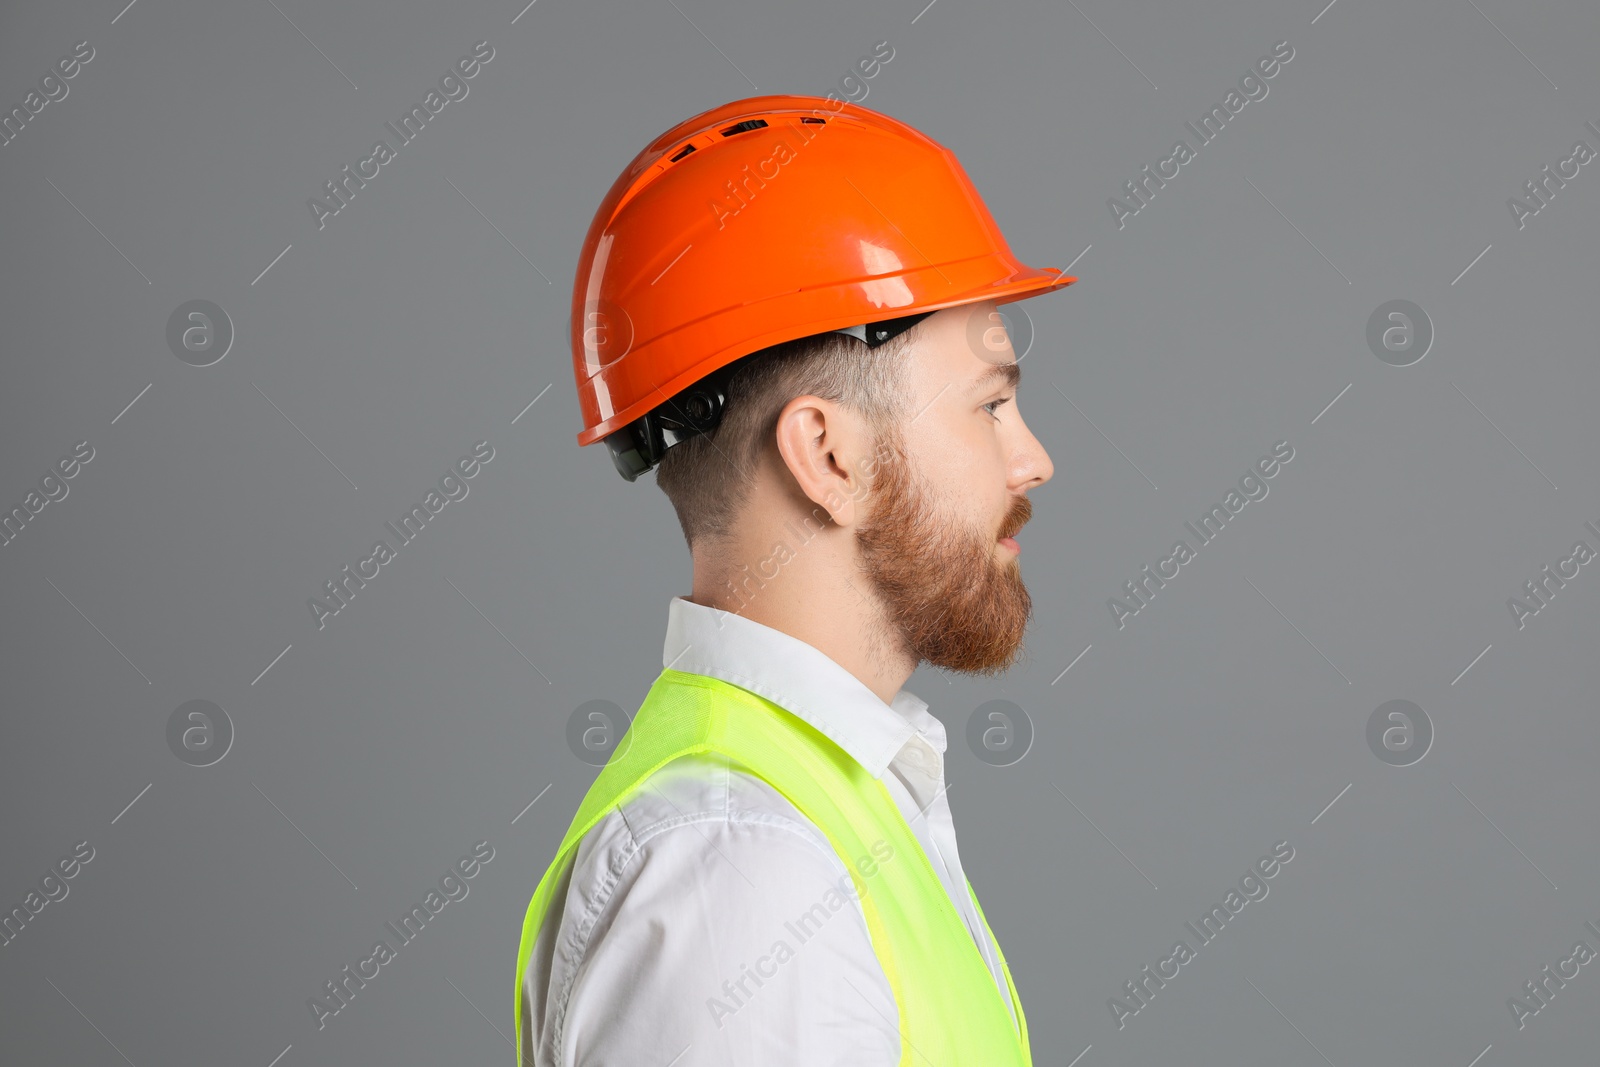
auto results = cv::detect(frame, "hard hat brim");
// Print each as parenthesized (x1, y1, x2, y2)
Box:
(578, 266, 1076, 448)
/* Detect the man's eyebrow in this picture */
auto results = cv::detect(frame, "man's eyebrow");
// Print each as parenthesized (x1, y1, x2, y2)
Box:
(967, 361, 1021, 395)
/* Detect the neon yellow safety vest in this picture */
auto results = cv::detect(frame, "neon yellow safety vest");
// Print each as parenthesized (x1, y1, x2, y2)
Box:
(513, 668, 1032, 1066)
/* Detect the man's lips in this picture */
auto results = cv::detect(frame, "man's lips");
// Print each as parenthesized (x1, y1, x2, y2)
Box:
(999, 508, 1028, 553)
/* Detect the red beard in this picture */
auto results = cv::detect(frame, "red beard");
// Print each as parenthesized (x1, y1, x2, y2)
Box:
(854, 429, 1034, 674)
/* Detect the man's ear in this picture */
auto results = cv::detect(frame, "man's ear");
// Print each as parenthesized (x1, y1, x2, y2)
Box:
(773, 395, 872, 528)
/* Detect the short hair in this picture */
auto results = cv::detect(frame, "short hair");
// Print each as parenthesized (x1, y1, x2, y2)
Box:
(654, 326, 920, 552)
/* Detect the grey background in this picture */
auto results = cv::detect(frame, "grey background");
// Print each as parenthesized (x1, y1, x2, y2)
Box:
(2, 0, 1597, 1064)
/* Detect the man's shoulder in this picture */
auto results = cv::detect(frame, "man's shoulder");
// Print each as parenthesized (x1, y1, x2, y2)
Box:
(541, 751, 878, 987)
(525, 756, 901, 1067)
(572, 751, 839, 875)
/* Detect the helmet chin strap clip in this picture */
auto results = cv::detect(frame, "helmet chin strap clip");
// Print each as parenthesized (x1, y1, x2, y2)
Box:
(603, 311, 936, 482)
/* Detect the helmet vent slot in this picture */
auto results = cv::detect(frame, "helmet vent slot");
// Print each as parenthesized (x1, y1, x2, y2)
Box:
(668, 143, 697, 162)
(800, 117, 826, 125)
(719, 118, 769, 136)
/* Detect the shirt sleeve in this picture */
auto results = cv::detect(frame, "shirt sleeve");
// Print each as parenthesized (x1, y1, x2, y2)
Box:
(558, 808, 901, 1067)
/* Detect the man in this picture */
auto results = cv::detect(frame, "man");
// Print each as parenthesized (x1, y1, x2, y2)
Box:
(514, 93, 1077, 1066)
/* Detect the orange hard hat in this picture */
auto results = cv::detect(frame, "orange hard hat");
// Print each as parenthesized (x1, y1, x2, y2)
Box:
(570, 93, 1078, 480)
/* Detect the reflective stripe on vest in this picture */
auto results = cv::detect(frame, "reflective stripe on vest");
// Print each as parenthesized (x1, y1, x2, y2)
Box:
(513, 668, 1032, 1066)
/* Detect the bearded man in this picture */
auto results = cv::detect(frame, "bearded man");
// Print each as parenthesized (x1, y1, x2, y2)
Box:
(514, 93, 1076, 1067)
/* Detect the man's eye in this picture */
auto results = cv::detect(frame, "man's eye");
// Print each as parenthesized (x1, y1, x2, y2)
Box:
(982, 396, 1012, 419)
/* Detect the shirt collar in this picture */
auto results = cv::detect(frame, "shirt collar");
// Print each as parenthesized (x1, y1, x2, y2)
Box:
(661, 595, 932, 779)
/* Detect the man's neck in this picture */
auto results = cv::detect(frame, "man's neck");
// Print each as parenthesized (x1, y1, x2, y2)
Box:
(688, 559, 915, 707)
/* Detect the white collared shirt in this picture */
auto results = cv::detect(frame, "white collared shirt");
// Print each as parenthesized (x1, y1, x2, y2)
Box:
(520, 596, 1013, 1066)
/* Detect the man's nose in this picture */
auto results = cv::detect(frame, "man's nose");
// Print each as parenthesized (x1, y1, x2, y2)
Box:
(1011, 416, 1053, 491)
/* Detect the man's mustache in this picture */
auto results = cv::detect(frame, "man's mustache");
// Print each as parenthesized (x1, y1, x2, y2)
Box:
(999, 495, 1032, 541)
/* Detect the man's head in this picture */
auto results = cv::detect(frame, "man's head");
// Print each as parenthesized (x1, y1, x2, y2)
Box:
(657, 300, 1053, 674)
